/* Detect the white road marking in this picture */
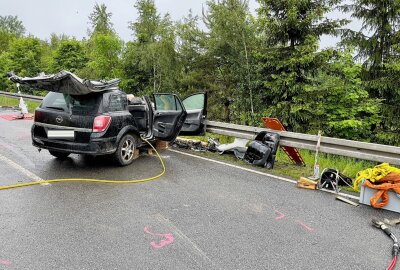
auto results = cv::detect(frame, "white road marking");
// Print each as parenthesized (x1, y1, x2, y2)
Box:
(169, 149, 360, 201)
(0, 153, 49, 185)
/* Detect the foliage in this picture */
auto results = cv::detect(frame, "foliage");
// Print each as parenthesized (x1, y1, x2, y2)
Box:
(307, 51, 381, 140)
(51, 39, 88, 74)
(0, 16, 25, 54)
(0, 15, 25, 36)
(88, 3, 114, 35)
(1, 1, 399, 146)
(6, 37, 44, 77)
(175, 11, 210, 97)
(3, 37, 45, 93)
(340, 0, 400, 145)
(203, 0, 256, 122)
(255, 0, 348, 132)
(0, 52, 12, 91)
(122, 0, 178, 94)
(87, 33, 123, 80)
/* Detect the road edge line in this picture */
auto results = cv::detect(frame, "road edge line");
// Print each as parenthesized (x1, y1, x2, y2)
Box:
(169, 149, 359, 201)
(0, 153, 49, 185)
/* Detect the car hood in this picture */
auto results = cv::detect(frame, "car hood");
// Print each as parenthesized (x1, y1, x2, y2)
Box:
(7, 71, 120, 95)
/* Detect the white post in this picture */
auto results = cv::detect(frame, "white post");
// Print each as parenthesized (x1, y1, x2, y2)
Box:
(19, 97, 28, 115)
(313, 131, 322, 179)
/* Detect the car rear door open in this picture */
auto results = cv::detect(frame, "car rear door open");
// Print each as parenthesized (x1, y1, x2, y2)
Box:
(152, 94, 187, 141)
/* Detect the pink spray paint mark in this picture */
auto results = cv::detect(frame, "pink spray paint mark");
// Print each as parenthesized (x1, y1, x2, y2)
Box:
(295, 220, 314, 232)
(0, 259, 11, 266)
(274, 210, 285, 220)
(144, 226, 174, 249)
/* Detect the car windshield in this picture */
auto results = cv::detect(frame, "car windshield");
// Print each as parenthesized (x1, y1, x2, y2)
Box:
(42, 92, 101, 114)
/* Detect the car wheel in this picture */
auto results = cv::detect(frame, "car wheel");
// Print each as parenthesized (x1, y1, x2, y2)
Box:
(49, 150, 70, 159)
(114, 134, 138, 166)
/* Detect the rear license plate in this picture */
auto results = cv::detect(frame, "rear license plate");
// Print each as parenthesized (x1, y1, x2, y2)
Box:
(47, 130, 75, 140)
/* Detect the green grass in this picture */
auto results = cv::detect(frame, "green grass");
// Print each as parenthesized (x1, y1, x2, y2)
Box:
(0, 96, 40, 113)
(180, 133, 378, 193)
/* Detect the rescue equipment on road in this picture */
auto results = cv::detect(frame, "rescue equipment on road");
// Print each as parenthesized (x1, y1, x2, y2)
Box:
(354, 163, 400, 192)
(372, 218, 399, 270)
(362, 172, 400, 209)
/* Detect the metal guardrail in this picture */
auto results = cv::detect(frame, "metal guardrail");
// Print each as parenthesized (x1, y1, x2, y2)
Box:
(1, 91, 399, 165)
(0, 91, 44, 102)
(206, 121, 400, 165)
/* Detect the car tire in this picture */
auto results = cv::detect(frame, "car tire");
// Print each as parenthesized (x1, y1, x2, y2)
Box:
(49, 150, 70, 159)
(114, 134, 138, 166)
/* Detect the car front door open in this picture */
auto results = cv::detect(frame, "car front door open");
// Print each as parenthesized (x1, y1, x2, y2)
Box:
(179, 93, 207, 136)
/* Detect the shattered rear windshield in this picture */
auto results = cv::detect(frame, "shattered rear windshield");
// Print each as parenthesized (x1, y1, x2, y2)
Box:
(41, 92, 101, 114)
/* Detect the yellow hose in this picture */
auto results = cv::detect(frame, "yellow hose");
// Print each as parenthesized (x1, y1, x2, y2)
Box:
(0, 139, 165, 191)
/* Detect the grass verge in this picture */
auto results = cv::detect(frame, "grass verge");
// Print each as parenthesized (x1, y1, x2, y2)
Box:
(0, 96, 40, 113)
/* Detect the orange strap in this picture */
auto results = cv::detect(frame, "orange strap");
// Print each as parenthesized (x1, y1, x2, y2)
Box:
(363, 173, 400, 209)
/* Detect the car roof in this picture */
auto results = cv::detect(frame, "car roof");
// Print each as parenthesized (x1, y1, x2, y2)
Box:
(8, 71, 121, 95)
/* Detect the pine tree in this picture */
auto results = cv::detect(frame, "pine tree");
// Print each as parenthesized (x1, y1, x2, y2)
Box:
(340, 0, 400, 145)
(256, 0, 347, 132)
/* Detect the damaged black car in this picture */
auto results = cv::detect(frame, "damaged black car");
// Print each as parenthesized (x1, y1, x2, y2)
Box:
(8, 71, 207, 166)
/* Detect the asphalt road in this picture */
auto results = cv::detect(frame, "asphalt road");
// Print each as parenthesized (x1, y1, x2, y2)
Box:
(0, 109, 399, 270)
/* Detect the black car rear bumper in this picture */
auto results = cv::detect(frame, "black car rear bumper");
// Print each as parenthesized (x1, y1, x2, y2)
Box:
(31, 125, 117, 155)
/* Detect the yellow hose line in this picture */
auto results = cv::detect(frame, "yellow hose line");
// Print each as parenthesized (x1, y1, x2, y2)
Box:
(0, 139, 165, 191)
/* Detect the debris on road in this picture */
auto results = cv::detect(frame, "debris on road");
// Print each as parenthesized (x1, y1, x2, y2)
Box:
(243, 131, 280, 169)
(261, 117, 305, 166)
(173, 137, 208, 151)
(208, 137, 248, 159)
(335, 196, 359, 207)
(175, 131, 280, 169)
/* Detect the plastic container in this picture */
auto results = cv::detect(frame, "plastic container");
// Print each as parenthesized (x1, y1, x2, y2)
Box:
(359, 179, 400, 213)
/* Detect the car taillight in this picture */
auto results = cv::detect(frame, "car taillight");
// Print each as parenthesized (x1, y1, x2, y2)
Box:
(34, 110, 42, 122)
(93, 115, 111, 133)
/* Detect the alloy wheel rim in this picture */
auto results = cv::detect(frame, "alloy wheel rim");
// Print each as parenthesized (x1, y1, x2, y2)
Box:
(121, 139, 134, 161)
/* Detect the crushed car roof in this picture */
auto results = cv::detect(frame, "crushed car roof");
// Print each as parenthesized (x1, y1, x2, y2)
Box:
(7, 71, 120, 95)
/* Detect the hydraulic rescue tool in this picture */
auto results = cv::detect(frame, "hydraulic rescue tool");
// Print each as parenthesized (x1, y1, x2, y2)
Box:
(372, 218, 399, 270)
